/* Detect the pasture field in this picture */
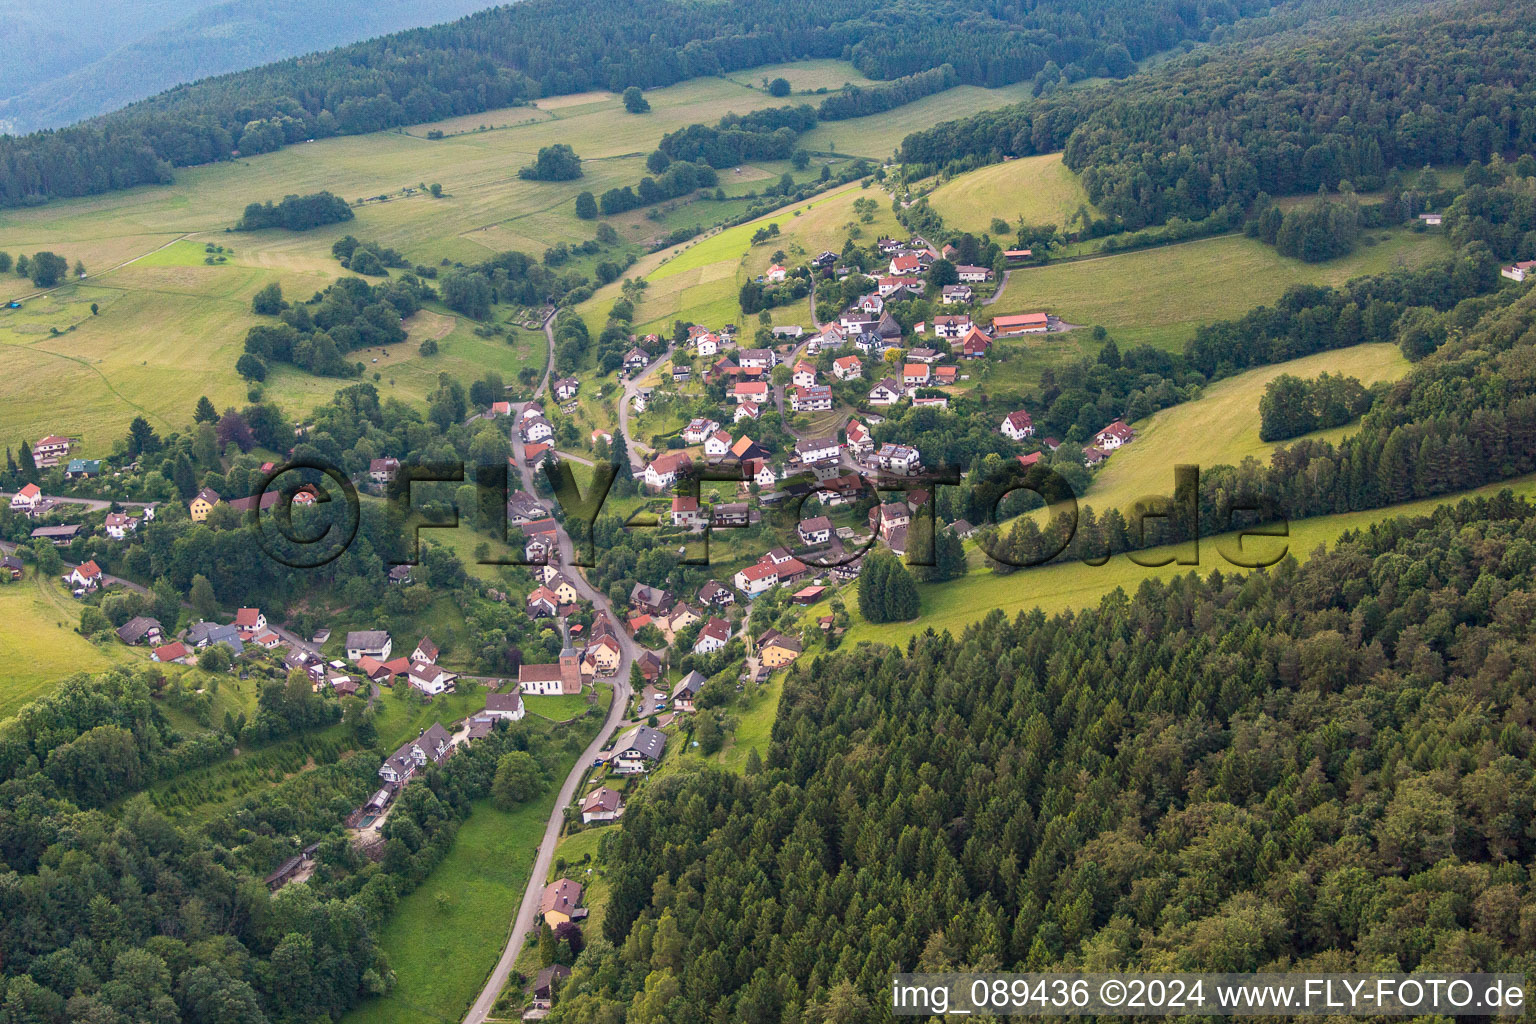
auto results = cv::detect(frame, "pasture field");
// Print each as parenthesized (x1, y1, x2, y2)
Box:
(1083, 342, 1413, 516)
(925, 153, 1098, 235)
(342, 795, 554, 1024)
(796, 82, 1037, 157)
(829, 473, 1536, 647)
(0, 573, 140, 721)
(723, 59, 878, 94)
(989, 229, 1454, 352)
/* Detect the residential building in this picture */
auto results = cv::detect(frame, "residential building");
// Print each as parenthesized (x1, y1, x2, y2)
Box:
(31, 435, 72, 467)
(527, 586, 559, 618)
(541, 879, 584, 926)
(234, 607, 267, 633)
(733, 560, 779, 598)
(609, 725, 666, 774)
(642, 452, 694, 491)
(694, 617, 731, 654)
(189, 488, 220, 522)
(868, 378, 903, 406)
(845, 420, 873, 455)
(1001, 410, 1035, 440)
(116, 616, 163, 645)
(791, 384, 833, 412)
(32, 524, 81, 545)
(699, 580, 735, 606)
(1093, 420, 1136, 449)
(902, 364, 930, 387)
(9, 482, 43, 514)
(704, 429, 732, 459)
(712, 503, 749, 528)
(961, 326, 993, 359)
(630, 583, 675, 616)
(792, 360, 818, 387)
(152, 641, 192, 664)
(582, 634, 622, 677)
(832, 354, 862, 380)
(346, 630, 393, 661)
(671, 671, 705, 712)
(955, 264, 993, 283)
(682, 418, 720, 445)
(68, 560, 103, 589)
(482, 692, 526, 722)
(554, 376, 580, 400)
(798, 515, 833, 545)
(795, 436, 840, 464)
(378, 723, 453, 784)
(731, 380, 770, 405)
(870, 501, 911, 541)
(738, 348, 774, 371)
(369, 458, 400, 483)
(671, 495, 705, 527)
(507, 491, 550, 525)
(1502, 260, 1536, 283)
(889, 253, 921, 276)
(941, 284, 972, 304)
(735, 401, 761, 423)
(102, 512, 138, 539)
(932, 314, 972, 340)
(65, 459, 101, 479)
(580, 787, 625, 824)
(756, 629, 803, 668)
(875, 443, 922, 475)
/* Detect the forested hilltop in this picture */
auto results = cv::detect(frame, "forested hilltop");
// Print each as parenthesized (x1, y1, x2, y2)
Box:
(546, 489, 1536, 1022)
(0, 0, 1267, 208)
(901, 0, 1536, 230)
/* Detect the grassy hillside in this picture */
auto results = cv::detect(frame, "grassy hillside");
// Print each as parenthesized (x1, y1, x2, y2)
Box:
(1084, 342, 1412, 516)
(988, 229, 1453, 351)
(0, 573, 140, 720)
(829, 473, 1536, 647)
(926, 153, 1098, 235)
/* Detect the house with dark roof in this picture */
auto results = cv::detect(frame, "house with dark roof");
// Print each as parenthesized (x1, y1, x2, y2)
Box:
(378, 723, 453, 785)
(580, 787, 625, 824)
(116, 616, 163, 645)
(609, 725, 666, 773)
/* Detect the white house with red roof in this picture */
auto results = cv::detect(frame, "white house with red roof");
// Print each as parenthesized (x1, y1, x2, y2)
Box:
(10, 483, 43, 513)
(103, 512, 138, 539)
(766, 263, 788, 282)
(889, 253, 922, 276)
(832, 355, 862, 380)
(671, 495, 705, 527)
(845, 419, 873, 455)
(792, 361, 818, 388)
(1001, 410, 1035, 440)
(68, 560, 103, 589)
(733, 560, 779, 598)
(682, 418, 720, 445)
(704, 429, 733, 459)
(235, 607, 267, 632)
(731, 380, 770, 405)
(31, 436, 72, 467)
(693, 617, 732, 654)
(642, 452, 694, 492)
(734, 401, 760, 423)
(1093, 421, 1136, 450)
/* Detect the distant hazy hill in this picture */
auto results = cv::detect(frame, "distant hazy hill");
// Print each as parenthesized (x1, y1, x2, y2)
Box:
(0, 0, 497, 132)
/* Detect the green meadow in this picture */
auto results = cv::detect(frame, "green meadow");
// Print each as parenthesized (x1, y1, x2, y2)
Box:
(0, 573, 141, 721)
(925, 152, 1099, 235)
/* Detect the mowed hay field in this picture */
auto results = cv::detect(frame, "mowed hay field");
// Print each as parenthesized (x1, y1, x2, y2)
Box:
(0, 574, 141, 721)
(834, 473, 1536, 647)
(989, 230, 1454, 351)
(926, 153, 1098, 235)
(723, 58, 878, 94)
(796, 82, 1036, 158)
(1084, 342, 1413, 516)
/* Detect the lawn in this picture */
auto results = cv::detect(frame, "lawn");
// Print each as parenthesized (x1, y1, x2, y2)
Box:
(926, 153, 1098, 236)
(1083, 342, 1413, 517)
(988, 229, 1454, 352)
(0, 573, 141, 721)
(524, 692, 599, 722)
(833, 473, 1536, 647)
(341, 796, 554, 1024)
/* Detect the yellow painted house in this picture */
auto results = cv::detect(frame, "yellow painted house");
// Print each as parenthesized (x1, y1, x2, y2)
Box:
(548, 573, 580, 606)
(757, 629, 803, 668)
(540, 878, 583, 927)
(668, 605, 701, 633)
(189, 487, 221, 523)
(583, 635, 622, 677)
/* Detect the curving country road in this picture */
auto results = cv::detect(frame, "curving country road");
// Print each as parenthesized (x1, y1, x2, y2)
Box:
(614, 342, 676, 473)
(461, 317, 643, 1024)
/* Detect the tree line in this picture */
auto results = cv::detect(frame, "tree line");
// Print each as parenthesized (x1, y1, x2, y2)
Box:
(545, 489, 1536, 1022)
(0, 0, 1255, 209)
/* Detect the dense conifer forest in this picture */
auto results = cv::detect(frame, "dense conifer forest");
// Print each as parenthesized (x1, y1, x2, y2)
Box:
(537, 491, 1536, 1022)
(900, 0, 1536, 231)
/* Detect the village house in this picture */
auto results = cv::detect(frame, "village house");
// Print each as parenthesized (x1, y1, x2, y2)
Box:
(186, 621, 244, 655)
(116, 616, 163, 645)
(798, 515, 833, 546)
(756, 629, 804, 668)
(1093, 420, 1136, 450)
(188, 488, 220, 522)
(832, 355, 862, 380)
(9, 482, 44, 514)
(507, 491, 550, 525)
(482, 692, 526, 722)
(868, 378, 903, 406)
(488, 400, 512, 418)
(0, 555, 21, 580)
(546, 573, 580, 606)
(903, 364, 930, 387)
(961, 326, 993, 359)
(519, 647, 583, 695)
(794, 436, 840, 464)
(738, 348, 775, 371)
(870, 501, 911, 541)
(906, 347, 941, 363)
(521, 415, 554, 444)
(733, 560, 779, 598)
(730, 436, 769, 464)
(31, 435, 73, 467)
(65, 458, 101, 479)
(1502, 260, 1536, 282)
(941, 284, 973, 305)
(378, 723, 453, 784)
(703, 429, 733, 459)
(623, 347, 649, 371)
(913, 395, 948, 410)
(792, 360, 818, 388)
(152, 641, 192, 664)
(582, 634, 622, 678)
(932, 314, 972, 340)
(889, 253, 922, 276)
(1083, 445, 1109, 465)
(791, 384, 833, 412)
(1004, 248, 1034, 264)
(670, 670, 705, 713)
(671, 495, 705, 528)
(812, 324, 846, 350)
(541, 878, 584, 927)
(734, 401, 761, 423)
(1001, 410, 1035, 440)
(875, 443, 922, 475)
(731, 380, 770, 405)
(369, 457, 400, 484)
(32, 524, 81, 545)
(234, 607, 267, 634)
(554, 376, 580, 400)
(955, 264, 993, 283)
(694, 617, 732, 654)
(68, 560, 104, 590)
(630, 583, 675, 617)
(694, 331, 720, 357)
(608, 725, 666, 774)
(408, 660, 456, 695)
(642, 452, 694, 492)
(993, 312, 1049, 335)
(934, 365, 959, 386)
(527, 585, 559, 618)
(580, 786, 625, 824)
(698, 580, 735, 607)
(102, 512, 138, 539)
(682, 417, 719, 445)
(844, 419, 874, 455)
(346, 630, 393, 661)
(713, 503, 750, 527)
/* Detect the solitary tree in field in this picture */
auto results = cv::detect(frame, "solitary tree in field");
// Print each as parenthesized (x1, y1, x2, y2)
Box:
(28, 251, 68, 288)
(194, 396, 219, 423)
(622, 86, 650, 114)
(768, 77, 791, 97)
